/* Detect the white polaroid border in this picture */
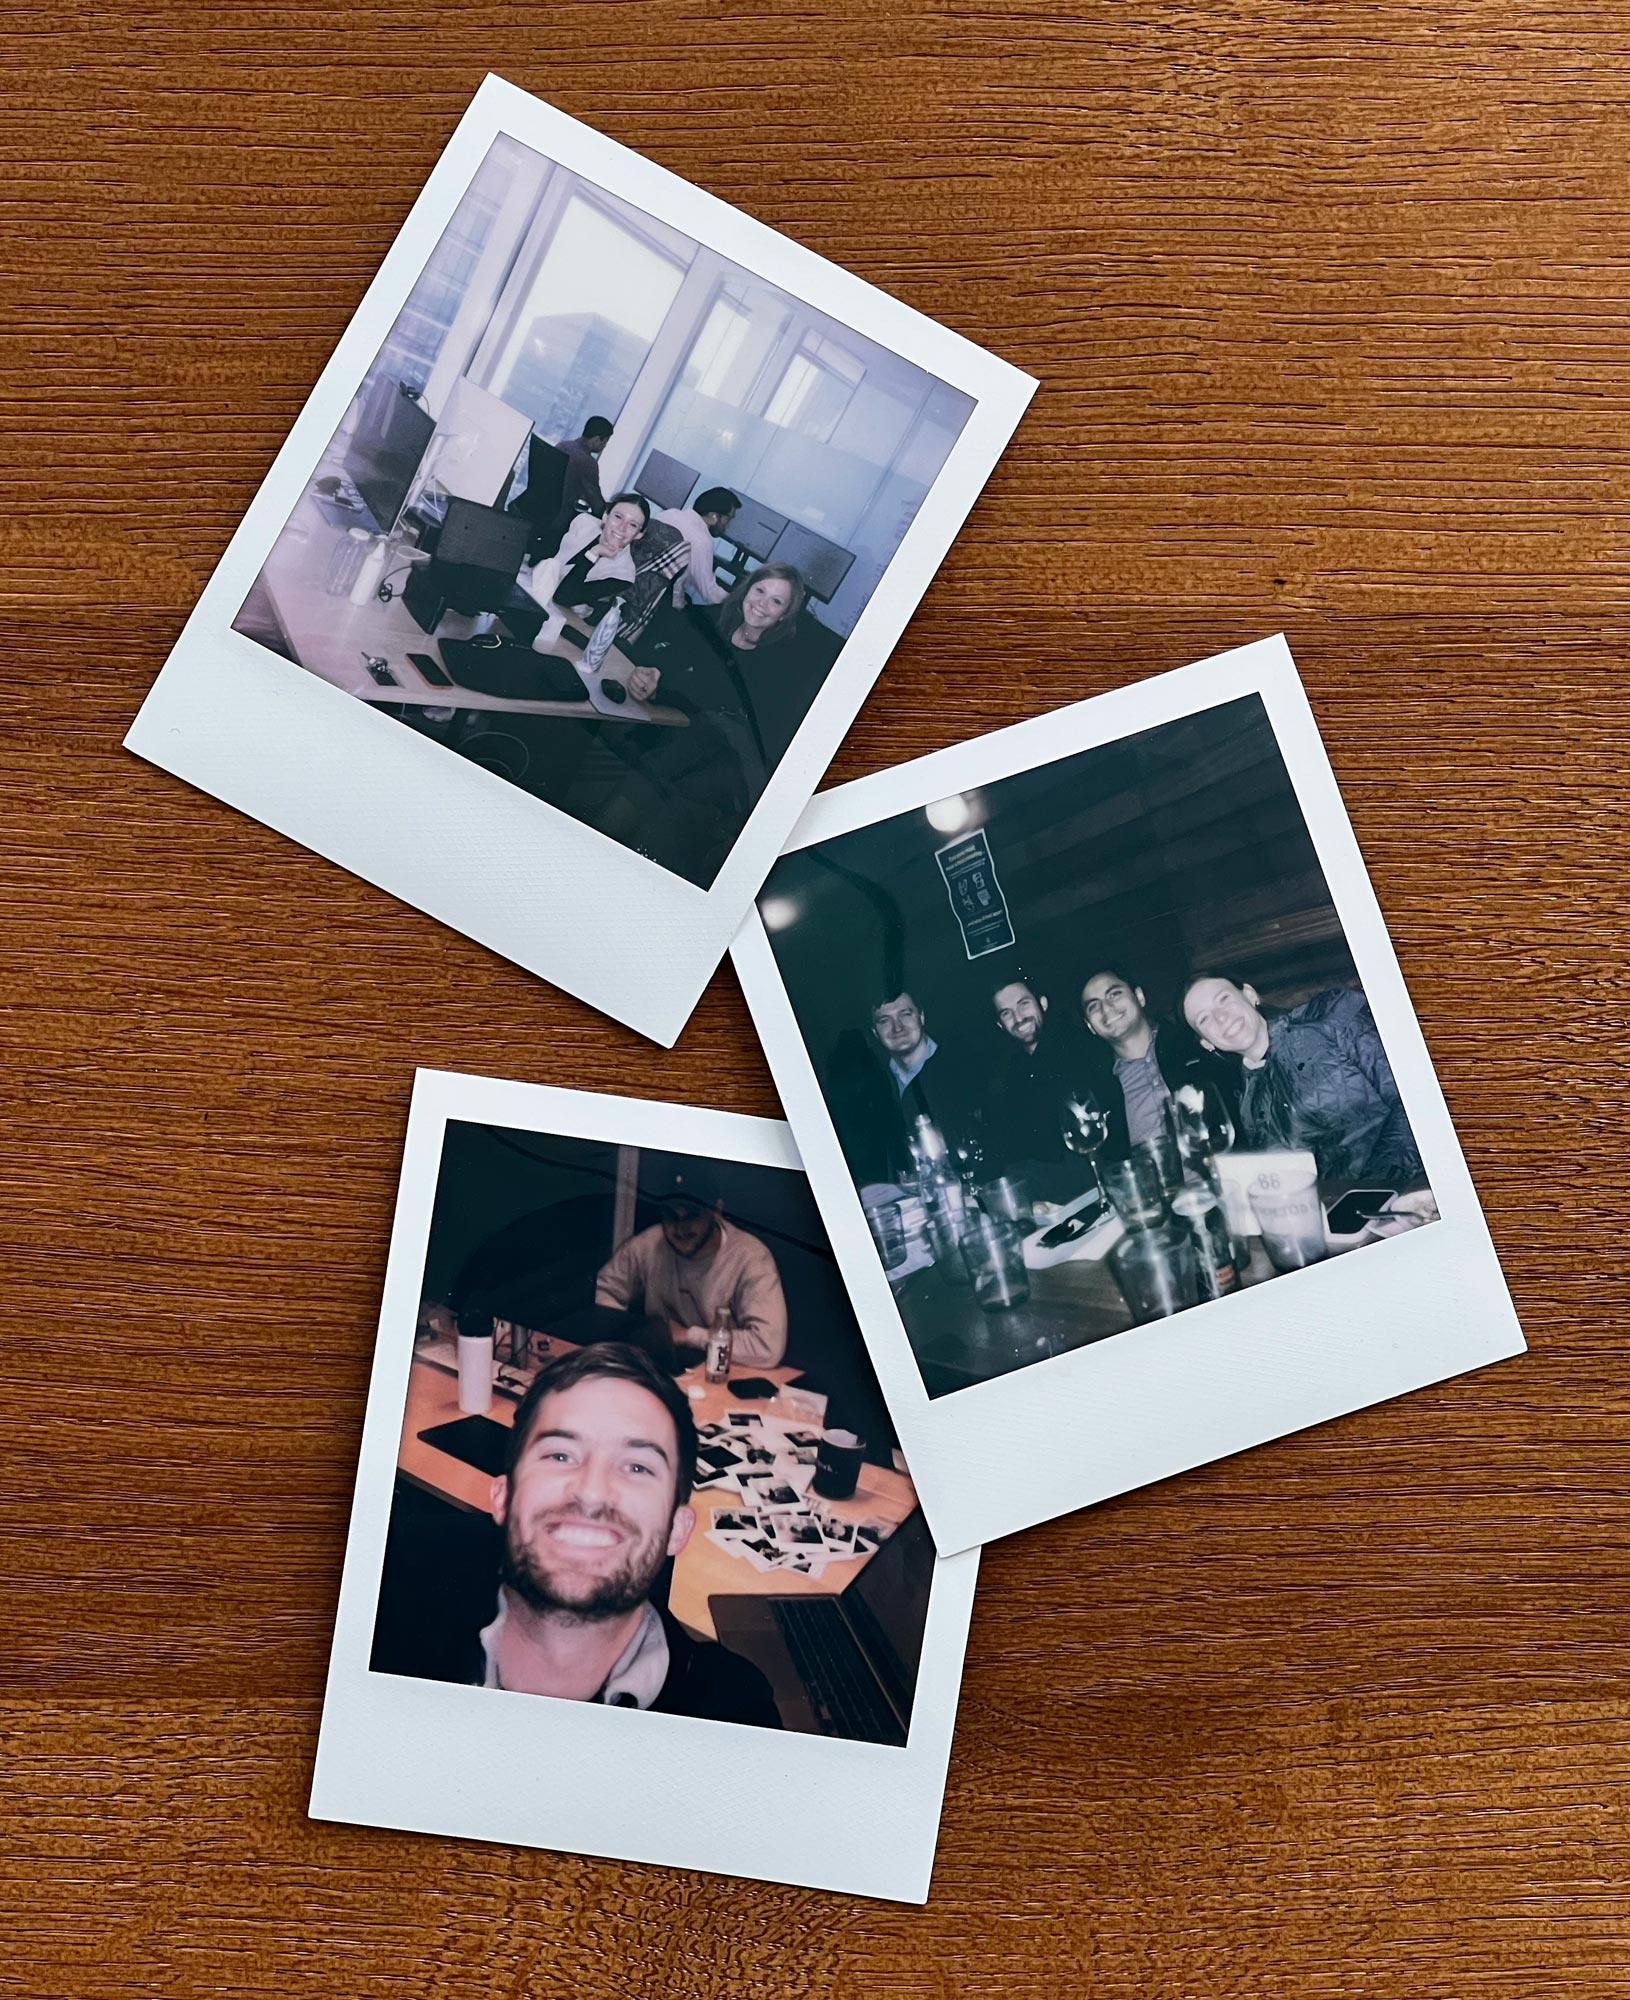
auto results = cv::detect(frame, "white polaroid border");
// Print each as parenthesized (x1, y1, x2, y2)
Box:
(124, 75, 1036, 1046)
(310, 1067, 980, 1904)
(731, 633, 1526, 1556)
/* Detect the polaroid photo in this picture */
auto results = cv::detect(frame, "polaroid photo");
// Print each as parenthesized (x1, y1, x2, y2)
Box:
(312, 1067, 978, 1902)
(732, 632, 1526, 1556)
(124, 75, 1034, 1047)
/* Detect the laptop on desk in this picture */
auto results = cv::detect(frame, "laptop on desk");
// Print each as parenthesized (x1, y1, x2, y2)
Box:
(709, 1506, 934, 1747)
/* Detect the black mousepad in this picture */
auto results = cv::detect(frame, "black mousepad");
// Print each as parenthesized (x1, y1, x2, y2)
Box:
(417, 1414, 512, 1477)
(438, 638, 591, 703)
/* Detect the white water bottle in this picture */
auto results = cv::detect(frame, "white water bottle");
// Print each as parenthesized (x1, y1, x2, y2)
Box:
(581, 596, 623, 674)
(348, 533, 389, 608)
(456, 1316, 494, 1415)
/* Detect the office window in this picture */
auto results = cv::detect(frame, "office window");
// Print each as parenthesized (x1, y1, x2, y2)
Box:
(483, 193, 690, 446)
(365, 140, 527, 399)
(763, 336, 865, 443)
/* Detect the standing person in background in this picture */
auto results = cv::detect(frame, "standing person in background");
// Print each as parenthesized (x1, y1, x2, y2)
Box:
(594, 1162, 788, 1367)
(655, 486, 740, 607)
(1179, 972, 1422, 1185)
(1080, 965, 1237, 1156)
(553, 415, 615, 535)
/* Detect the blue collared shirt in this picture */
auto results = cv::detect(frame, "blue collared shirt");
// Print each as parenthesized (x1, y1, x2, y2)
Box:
(889, 1035, 938, 1095)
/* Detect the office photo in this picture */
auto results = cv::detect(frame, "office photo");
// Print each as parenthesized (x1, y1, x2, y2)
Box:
(313, 1073, 978, 1901)
(128, 80, 1033, 1045)
(232, 131, 988, 890)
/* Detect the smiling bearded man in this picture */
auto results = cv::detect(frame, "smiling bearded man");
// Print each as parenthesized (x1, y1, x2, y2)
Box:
(472, 1342, 781, 1726)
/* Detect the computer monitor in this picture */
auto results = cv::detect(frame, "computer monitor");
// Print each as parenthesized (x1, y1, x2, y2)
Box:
(431, 379, 533, 509)
(726, 494, 789, 563)
(404, 497, 531, 631)
(344, 378, 436, 535)
(769, 521, 856, 605)
(633, 450, 699, 513)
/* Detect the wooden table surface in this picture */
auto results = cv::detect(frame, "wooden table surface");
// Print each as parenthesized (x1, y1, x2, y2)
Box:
(3, 6, 1626, 1994)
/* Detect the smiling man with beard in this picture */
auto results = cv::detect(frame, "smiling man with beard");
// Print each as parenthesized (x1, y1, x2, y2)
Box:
(470, 1342, 781, 1726)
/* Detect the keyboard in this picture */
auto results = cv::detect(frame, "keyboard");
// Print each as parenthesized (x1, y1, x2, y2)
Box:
(771, 1599, 903, 1745)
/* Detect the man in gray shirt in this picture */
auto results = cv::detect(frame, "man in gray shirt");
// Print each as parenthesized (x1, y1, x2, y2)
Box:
(1081, 965, 1240, 1159)
(594, 1161, 788, 1368)
(1081, 968, 1173, 1148)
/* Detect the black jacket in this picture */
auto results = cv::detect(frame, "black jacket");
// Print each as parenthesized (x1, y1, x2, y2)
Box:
(1233, 987, 1421, 1185)
(826, 1031, 976, 1187)
(445, 1603, 783, 1731)
(985, 1019, 1101, 1201)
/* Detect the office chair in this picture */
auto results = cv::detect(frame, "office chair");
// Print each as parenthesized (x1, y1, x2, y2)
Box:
(509, 437, 571, 561)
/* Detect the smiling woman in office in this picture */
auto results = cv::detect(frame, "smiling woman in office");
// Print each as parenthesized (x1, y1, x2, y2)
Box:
(714, 562, 806, 652)
(546, 492, 651, 616)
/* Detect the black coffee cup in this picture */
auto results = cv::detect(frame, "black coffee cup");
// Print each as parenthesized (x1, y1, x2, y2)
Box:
(812, 1427, 865, 1500)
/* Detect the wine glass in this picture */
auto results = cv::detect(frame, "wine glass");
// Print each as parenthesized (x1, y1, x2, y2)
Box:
(1059, 1087, 1112, 1201)
(1168, 1084, 1236, 1188)
(949, 1120, 987, 1193)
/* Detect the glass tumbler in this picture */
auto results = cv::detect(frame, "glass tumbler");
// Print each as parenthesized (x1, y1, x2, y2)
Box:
(958, 1209, 1032, 1314)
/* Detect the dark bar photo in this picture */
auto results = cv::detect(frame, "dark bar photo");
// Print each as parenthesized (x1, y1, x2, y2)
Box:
(756, 693, 1436, 1400)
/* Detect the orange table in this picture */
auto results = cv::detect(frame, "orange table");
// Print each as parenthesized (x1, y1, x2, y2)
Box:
(397, 1336, 917, 1640)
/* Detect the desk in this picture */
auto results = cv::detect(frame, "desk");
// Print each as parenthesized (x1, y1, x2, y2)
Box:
(398, 1337, 917, 1642)
(243, 482, 687, 728)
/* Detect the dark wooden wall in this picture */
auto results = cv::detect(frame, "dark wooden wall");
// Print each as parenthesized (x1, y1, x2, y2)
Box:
(4, 5, 1628, 1995)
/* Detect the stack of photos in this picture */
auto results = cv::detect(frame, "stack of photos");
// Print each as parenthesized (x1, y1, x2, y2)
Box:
(121, 78, 1527, 1907)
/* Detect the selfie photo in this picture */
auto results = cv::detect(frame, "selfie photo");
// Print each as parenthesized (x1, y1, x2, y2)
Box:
(313, 1072, 978, 1900)
(373, 1118, 933, 1743)
(231, 133, 982, 890)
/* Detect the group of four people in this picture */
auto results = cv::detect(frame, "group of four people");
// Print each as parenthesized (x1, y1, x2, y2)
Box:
(836, 958, 1423, 1203)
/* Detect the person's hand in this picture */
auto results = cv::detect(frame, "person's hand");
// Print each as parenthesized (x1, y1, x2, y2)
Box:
(626, 665, 661, 702)
(668, 1317, 700, 1349)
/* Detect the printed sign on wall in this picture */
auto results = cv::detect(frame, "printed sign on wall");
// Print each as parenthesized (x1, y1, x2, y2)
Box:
(935, 830, 1014, 959)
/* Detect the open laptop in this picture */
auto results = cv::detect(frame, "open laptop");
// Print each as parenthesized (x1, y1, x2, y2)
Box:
(708, 1506, 934, 1747)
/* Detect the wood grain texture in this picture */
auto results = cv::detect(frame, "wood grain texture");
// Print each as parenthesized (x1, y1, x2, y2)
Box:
(3, 2, 1628, 1992)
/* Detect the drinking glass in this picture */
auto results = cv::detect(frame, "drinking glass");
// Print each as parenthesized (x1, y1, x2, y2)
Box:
(862, 1196, 907, 1272)
(1168, 1088, 1240, 1192)
(1248, 1171, 1328, 1271)
(1102, 1151, 1169, 1229)
(978, 1174, 1033, 1232)
(1108, 1218, 1201, 1322)
(949, 1122, 987, 1192)
(1059, 1087, 1112, 1199)
(958, 1209, 1032, 1314)
(925, 1179, 973, 1285)
(1134, 1127, 1184, 1199)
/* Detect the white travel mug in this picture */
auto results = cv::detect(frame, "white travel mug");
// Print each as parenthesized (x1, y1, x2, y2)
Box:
(456, 1331, 493, 1415)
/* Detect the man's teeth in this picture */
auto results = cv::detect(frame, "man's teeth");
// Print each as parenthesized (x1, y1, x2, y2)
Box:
(551, 1523, 621, 1548)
